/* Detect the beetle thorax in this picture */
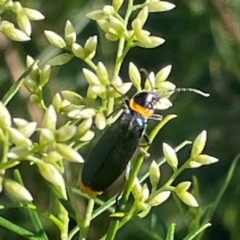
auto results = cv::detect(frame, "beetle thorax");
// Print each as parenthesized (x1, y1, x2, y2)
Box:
(129, 91, 160, 118)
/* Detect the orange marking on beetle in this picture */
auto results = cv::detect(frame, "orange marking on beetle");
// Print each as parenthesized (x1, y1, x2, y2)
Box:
(129, 99, 154, 118)
(78, 179, 103, 197)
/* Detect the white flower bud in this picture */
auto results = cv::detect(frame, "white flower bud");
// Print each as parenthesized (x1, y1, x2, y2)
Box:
(17, 11, 31, 36)
(55, 143, 84, 163)
(83, 68, 101, 85)
(23, 8, 45, 21)
(148, 191, 171, 206)
(163, 143, 178, 169)
(55, 125, 76, 142)
(38, 162, 65, 188)
(191, 130, 207, 158)
(44, 30, 66, 48)
(9, 127, 32, 147)
(0, 101, 11, 129)
(129, 62, 141, 91)
(64, 20, 76, 45)
(4, 179, 33, 201)
(42, 105, 57, 131)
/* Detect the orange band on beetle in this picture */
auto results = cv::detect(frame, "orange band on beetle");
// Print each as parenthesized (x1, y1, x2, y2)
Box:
(129, 99, 154, 118)
(78, 179, 103, 197)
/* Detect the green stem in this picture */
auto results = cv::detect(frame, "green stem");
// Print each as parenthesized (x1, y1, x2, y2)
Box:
(58, 187, 69, 240)
(68, 225, 80, 240)
(79, 199, 95, 240)
(2, 61, 39, 105)
(84, 58, 97, 71)
(0, 131, 9, 191)
(0, 202, 63, 230)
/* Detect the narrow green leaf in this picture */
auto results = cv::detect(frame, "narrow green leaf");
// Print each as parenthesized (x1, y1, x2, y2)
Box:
(0, 216, 41, 240)
(166, 223, 175, 240)
(183, 223, 211, 240)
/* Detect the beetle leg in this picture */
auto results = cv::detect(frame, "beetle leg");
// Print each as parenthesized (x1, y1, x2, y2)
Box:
(149, 114, 162, 121)
(139, 147, 150, 158)
(139, 133, 151, 147)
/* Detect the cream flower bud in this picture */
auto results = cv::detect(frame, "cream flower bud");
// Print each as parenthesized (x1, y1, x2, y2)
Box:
(148, 191, 171, 206)
(147, 1, 176, 13)
(155, 65, 172, 84)
(83, 68, 101, 85)
(77, 118, 93, 137)
(23, 8, 45, 21)
(9, 127, 32, 147)
(163, 142, 178, 169)
(112, 0, 124, 11)
(109, 16, 125, 35)
(55, 125, 76, 142)
(96, 62, 109, 85)
(79, 108, 96, 119)
(44, 151, 63, 163)
(55, 143, 84, 163)
(102, 5, 115, 15)
(176, 181, 191, 192)
(84, 35, 97, 59)
(64, 20, 76, 45)
(17, 11, 31, 36)
(4, 179, 33, 201)
(129, 62, 141, 91)
(44, 30, 66, 48)
(42, 105, 57, 131)
(61, 90, 83, 104)
(7, 146, 29, 159)
(149, 160, 160, 190)
(39, 128, 55, 145)
(18, 121, 37, 138)
(0, 101, 11, 129)
(132, 178, 143, 200)
(142, 183, 150, 201)
(191, 130, 207, 158)
(80, 130, 95, 142)
(52, 93, 62, 111)
(137, 6, 148, 27)
(176, 191, 199, 207)
(12, 1, 22, 13)
(1, 21, 30, 41)
(95, 112, 107, 130)
(193, 154, 219, 165)
(38, 162, 65, 188)
(40, 64, 51, 86)
(72, 43, 84, 59)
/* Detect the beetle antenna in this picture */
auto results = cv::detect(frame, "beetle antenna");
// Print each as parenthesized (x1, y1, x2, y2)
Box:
(140, 68, 154, 91)
(165, 88, 210, 97)
(110, 83, 129, 100)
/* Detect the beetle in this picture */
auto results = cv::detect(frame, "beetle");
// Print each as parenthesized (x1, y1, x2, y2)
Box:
(78, 87, 209, 197)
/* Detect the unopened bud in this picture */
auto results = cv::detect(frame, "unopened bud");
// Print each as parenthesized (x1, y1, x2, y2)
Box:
(55, 143, 84, 163)
(163, 143, 178, 169)
(38, 162, 65, 188)
(44, 30, 66, 48)
(148, 191, 171, 206)
(4, 178, 33, 201)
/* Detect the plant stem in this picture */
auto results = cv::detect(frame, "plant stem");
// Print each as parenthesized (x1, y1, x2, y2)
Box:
(2, 61, 39, 106)
(79, 199, 95, 240)
(58, 187, 69, 240)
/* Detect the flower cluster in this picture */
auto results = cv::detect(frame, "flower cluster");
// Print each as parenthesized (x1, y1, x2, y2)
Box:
(0, 0, 44, 41)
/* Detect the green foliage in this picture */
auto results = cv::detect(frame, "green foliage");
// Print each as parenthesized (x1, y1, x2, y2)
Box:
(0, 0, 237, 240)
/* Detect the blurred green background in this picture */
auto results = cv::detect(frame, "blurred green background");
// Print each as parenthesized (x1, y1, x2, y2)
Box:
(0, 0, 240, 239)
